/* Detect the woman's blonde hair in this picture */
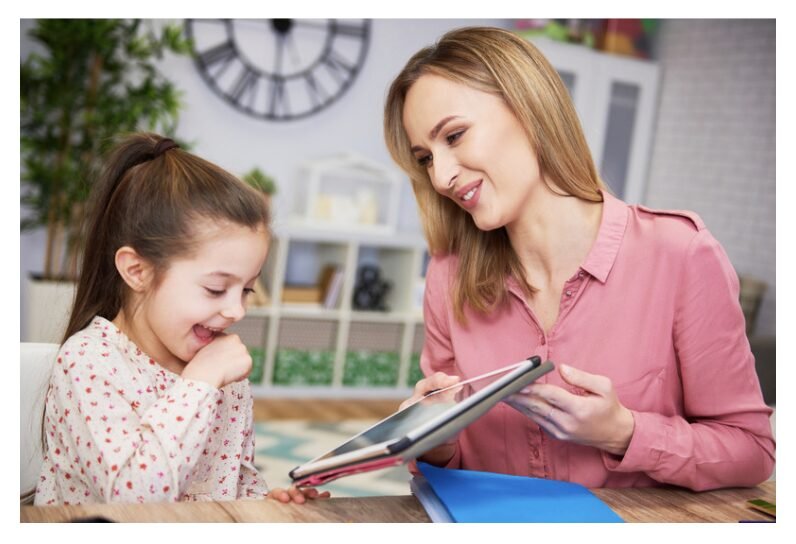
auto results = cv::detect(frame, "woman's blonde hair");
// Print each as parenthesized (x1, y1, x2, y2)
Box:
(384, 26, 605, 324)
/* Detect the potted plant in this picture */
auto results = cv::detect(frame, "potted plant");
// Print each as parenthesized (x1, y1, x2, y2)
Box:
(21, 19, 191, 341)
(242, 167, 278, 209)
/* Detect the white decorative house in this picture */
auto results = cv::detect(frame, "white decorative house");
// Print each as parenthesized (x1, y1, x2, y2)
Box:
(290, 153, 401, 234)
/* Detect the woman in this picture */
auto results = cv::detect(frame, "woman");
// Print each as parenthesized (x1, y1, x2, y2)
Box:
(384, 26, 774, 491)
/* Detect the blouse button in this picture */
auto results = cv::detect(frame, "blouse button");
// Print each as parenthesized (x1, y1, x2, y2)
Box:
(565, 290, 573, 297)
(578, 271, 584, 278)
(531, 447, 540, 459)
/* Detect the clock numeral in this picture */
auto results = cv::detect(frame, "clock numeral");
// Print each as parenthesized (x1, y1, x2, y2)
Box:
(332, 21, 369, 39)
(303, 73, 327, 107)
(268, 77, 290, 118)
(321, 50, 356, 85)
(198, 41, 237, 77)
(231, 67, 259, 107)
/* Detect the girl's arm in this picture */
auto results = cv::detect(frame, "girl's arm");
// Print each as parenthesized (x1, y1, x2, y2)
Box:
(235, 385, 331, 502)
(43, 343, 220, 502)
(237, 386, 268, 499)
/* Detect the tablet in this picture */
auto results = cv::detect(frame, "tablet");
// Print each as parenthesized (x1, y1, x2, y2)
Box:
(289, 355, 554, 487)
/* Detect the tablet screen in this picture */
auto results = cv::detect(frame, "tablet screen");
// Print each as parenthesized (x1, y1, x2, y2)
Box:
(306, 358, 536, 462)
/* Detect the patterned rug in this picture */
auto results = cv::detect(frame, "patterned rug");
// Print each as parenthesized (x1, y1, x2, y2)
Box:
(253, 420, 412, 497)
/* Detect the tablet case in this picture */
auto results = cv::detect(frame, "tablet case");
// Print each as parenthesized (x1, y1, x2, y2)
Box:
(290, 356, 554, 487)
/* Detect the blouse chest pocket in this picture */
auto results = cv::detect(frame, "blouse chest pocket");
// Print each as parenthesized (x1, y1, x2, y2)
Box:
(612, 365, 667, 412)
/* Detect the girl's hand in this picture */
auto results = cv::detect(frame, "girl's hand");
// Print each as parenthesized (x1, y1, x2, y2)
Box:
(400, 372, 462, 466)
(182, 333, 252, 389)
(504, 364, 635, 456)
(267, 486, 331, 504)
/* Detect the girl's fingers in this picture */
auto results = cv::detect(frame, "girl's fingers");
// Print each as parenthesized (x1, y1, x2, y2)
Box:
(268, 488, 290, 502)
(270, 486, 331, 503)
(288, 486, 306, 504)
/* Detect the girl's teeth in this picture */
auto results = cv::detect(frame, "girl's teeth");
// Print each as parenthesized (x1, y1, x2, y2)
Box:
(462, 188, 476, 201)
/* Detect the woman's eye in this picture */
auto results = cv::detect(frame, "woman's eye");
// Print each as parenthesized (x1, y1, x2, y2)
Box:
(204, 287, 225, 297)
(417, 154, 432, 168)
(446, 130, 464, 145)
(243, 288, 255, 296)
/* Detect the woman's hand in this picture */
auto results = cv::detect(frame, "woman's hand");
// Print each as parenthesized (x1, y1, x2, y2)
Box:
(399, 371, 462, 410)
(504, 364, 635, 456)
(400, 372, 462, 466)
(267, 486, 331, 504)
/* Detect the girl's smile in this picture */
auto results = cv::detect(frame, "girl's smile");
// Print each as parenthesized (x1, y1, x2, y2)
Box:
(192, 324, 223, 346)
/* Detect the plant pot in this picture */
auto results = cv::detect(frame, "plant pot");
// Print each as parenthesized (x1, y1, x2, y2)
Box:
(26, 275, 75, 343)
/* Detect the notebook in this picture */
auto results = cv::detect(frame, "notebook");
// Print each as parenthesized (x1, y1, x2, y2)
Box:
(414, 462, 624, 523)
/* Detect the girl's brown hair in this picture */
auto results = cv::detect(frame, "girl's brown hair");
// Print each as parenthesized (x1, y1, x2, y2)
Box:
(62, 132, 270, 341)
(384, 26, 605, 323)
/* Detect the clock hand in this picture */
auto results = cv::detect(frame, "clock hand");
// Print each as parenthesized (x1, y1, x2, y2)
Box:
(273, 33, 285, 77)
(284, 32, 302, 69)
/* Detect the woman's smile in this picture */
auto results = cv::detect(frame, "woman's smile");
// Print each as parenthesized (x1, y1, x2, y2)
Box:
(455, 179, 483, 209)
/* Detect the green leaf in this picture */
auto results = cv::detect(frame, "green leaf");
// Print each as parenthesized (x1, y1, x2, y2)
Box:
(20, 18, 191, 279)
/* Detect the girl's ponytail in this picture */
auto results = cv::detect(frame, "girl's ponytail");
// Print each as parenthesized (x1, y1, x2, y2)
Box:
(63, 135, 163, 342)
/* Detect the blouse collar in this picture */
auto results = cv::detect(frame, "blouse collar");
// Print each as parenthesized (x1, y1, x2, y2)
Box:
(579, 190, 629, 284)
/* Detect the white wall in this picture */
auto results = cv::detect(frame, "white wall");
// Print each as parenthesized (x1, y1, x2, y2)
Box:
(20, 18, 777, 339)
(645, 19, 776, 336)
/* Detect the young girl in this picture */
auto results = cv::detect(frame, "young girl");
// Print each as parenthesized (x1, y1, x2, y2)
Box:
(34, 133, 328, 505)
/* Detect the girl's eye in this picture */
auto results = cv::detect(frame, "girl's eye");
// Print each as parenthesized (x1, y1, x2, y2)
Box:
(243, 288, 255, 296)
(204, 287, 225, 297)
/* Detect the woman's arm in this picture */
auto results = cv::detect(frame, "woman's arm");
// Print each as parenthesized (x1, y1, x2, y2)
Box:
(603, 229, 775, 490)
(413, 257, 464, 469)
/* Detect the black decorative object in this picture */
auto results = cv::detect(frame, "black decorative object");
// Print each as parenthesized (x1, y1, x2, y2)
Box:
(352, 264, 391, 311)
(185, 19, 371, 121)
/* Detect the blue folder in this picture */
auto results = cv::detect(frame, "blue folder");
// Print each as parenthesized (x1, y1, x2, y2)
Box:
(416, 462, 624, 523)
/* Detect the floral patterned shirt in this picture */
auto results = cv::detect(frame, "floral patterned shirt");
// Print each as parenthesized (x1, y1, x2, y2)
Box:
(34, 316, 269, 505)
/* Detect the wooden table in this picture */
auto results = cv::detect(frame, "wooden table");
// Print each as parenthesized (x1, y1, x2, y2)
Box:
(21, 481, 775, 523)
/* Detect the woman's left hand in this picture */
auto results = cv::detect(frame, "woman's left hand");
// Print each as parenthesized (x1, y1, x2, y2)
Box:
(267, 486, 331, 504)
(504, 364, 635, 456)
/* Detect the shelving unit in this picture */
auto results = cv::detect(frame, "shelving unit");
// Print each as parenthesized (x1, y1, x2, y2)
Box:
(229, 224, 428, 398)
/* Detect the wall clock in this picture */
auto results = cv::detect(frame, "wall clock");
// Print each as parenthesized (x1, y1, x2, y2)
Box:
(185, 19, 371, 121)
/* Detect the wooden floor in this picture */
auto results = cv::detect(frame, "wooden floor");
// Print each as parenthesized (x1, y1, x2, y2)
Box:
(253, 398, 402, 422)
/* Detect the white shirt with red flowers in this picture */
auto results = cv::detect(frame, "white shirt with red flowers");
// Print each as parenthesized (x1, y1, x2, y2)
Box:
(34, 316, 269, 505)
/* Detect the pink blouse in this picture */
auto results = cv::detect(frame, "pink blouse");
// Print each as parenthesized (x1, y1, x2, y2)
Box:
(35, 317, 268, 504)
(420, 191, 774, 491)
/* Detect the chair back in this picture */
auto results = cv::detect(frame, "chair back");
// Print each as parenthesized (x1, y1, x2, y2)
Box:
(20, 342, 59, 501)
